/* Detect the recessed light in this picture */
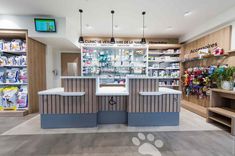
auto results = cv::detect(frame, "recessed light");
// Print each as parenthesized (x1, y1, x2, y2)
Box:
(85, 24, 92, 29)
(141, 26, 147, 30)
(166, 26, 173, 30)
(184, 11, 192, 17)
(114, 25, 119, 30)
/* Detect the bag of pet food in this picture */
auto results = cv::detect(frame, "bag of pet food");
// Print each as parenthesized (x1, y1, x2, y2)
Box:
(2, 86, 18, 110)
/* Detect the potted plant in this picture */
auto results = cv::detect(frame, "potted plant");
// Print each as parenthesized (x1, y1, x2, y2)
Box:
(211, 66, 235, 90)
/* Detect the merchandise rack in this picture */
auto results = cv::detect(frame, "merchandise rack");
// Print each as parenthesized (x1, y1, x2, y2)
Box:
(0, 30, 46, 116)
(81, 44, 148, 85)
(147, 44, 181, 89)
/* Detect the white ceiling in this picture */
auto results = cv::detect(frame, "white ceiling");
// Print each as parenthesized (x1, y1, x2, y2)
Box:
(1, 0, 235, 39)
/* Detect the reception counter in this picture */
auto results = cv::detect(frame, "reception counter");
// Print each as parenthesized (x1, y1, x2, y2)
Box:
(38, 77, 181, 128)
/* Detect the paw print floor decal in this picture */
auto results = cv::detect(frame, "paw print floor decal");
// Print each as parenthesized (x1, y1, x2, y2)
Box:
(132, 133, 163, 156)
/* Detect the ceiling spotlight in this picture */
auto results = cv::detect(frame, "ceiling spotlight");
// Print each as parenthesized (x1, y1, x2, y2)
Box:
(78, 9, 84, 43)
(184, 11, 192, 17)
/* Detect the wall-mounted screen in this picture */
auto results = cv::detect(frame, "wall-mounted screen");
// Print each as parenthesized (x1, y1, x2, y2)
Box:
(34, 18, 56, 32)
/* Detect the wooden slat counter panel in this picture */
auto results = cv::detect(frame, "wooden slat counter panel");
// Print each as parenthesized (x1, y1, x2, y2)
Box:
(128, 79, 180, 113)
(62, 78, 97, 113)
(39, 94, 97, 114)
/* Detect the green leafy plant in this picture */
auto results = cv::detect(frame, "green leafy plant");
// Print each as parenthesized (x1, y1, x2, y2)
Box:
(211, 66, 235, 88)
(221, 67, 235, 81)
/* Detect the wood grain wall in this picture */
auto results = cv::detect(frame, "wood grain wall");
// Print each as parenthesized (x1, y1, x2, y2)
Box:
(28, 38, 46, 113)
(182, 26, 231, 55)
(181, 26, 234, 107)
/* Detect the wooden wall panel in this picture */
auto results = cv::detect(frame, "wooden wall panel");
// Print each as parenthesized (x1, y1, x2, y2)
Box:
(182, 26, 232, 55)
(181, 26, 234, 108)
(28, 38, 46, 113)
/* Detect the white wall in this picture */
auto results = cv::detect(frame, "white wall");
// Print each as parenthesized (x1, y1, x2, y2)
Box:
(0, 15, 66, 38)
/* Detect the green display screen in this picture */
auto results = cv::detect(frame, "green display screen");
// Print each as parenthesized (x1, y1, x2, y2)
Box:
(34, 18, 56, 32)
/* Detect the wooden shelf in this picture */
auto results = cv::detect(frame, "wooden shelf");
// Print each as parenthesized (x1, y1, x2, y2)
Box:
(182, 54, 228, 62)
(208, 107, 235, 118)
(148, 44, 181, 50)
(148, 52, 181, 55)
(211, 88, 235, 95)
(148, 60, 180, 63)
(0, 109, 28, 117)
(209, 115, 231, 127)
(0, 51, 27, 55)
(227, 49, 235, 54)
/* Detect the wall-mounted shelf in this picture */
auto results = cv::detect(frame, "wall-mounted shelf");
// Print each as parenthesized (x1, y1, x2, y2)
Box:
(148, 44, 181, 50)
(227, 49, 235, 54)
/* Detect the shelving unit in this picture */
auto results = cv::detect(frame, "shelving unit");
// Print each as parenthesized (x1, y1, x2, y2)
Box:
(0, 30, 46, 116)
(148, 44, 181, 89)
(81, 44, 148, 85)
(207, 89, 235, 135)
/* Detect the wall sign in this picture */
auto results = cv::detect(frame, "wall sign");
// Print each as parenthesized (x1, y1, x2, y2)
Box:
(182, 26, 231, 55)
(190, 43, 218, 53)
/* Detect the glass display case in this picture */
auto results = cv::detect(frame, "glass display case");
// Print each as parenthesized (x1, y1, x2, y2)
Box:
(82, 45, 148, 80)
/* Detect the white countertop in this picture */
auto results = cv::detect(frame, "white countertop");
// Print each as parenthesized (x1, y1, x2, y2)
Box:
(38, 88, 85, 96)
(61, 76, 96, 79)
(96, 86, 129, 96)
(139, 87, 182, 95)
(61, 76, 159, 80)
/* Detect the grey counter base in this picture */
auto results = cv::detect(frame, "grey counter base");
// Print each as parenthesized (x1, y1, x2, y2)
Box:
(128, 112, 179, 126)
(98, 111, 127, 124)
(41, 114, 97, 129)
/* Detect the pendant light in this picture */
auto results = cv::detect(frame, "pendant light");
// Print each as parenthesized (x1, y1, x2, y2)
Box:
(141, 11, 146, 44)
(110, 10, 115, 44)
(78, 9, 84, 43)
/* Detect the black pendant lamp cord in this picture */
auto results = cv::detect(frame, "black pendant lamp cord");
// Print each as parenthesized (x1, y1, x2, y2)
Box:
(79, 9, 83, 36)
(142, 11, 145, 38)
(142, 12, 145, 38)
(111, 10, 114, 38)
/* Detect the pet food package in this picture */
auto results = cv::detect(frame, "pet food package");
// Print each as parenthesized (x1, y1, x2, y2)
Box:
(17, 85, 28, 108)
(0, 40, 3, 51)
(0, 56, 7, 66)
(0, 88, 3, 111)
(0, 69, 5, 83)
(3, 41, 11, 51)
(11, 39, 22, 51)
(19, 68, 28, 83)
(2, 86, 18, 110)
(5, 68, 19, 83)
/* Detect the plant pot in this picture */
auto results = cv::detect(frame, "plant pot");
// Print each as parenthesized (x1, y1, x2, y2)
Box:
(221, 81, 233, 90)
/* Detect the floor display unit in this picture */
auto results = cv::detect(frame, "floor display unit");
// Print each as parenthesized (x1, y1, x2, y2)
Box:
(207, 89, 235, 135)
(0, 30, 46, 116)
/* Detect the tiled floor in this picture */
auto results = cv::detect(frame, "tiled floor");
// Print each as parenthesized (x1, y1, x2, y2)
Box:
(0, 108, 234, 156)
